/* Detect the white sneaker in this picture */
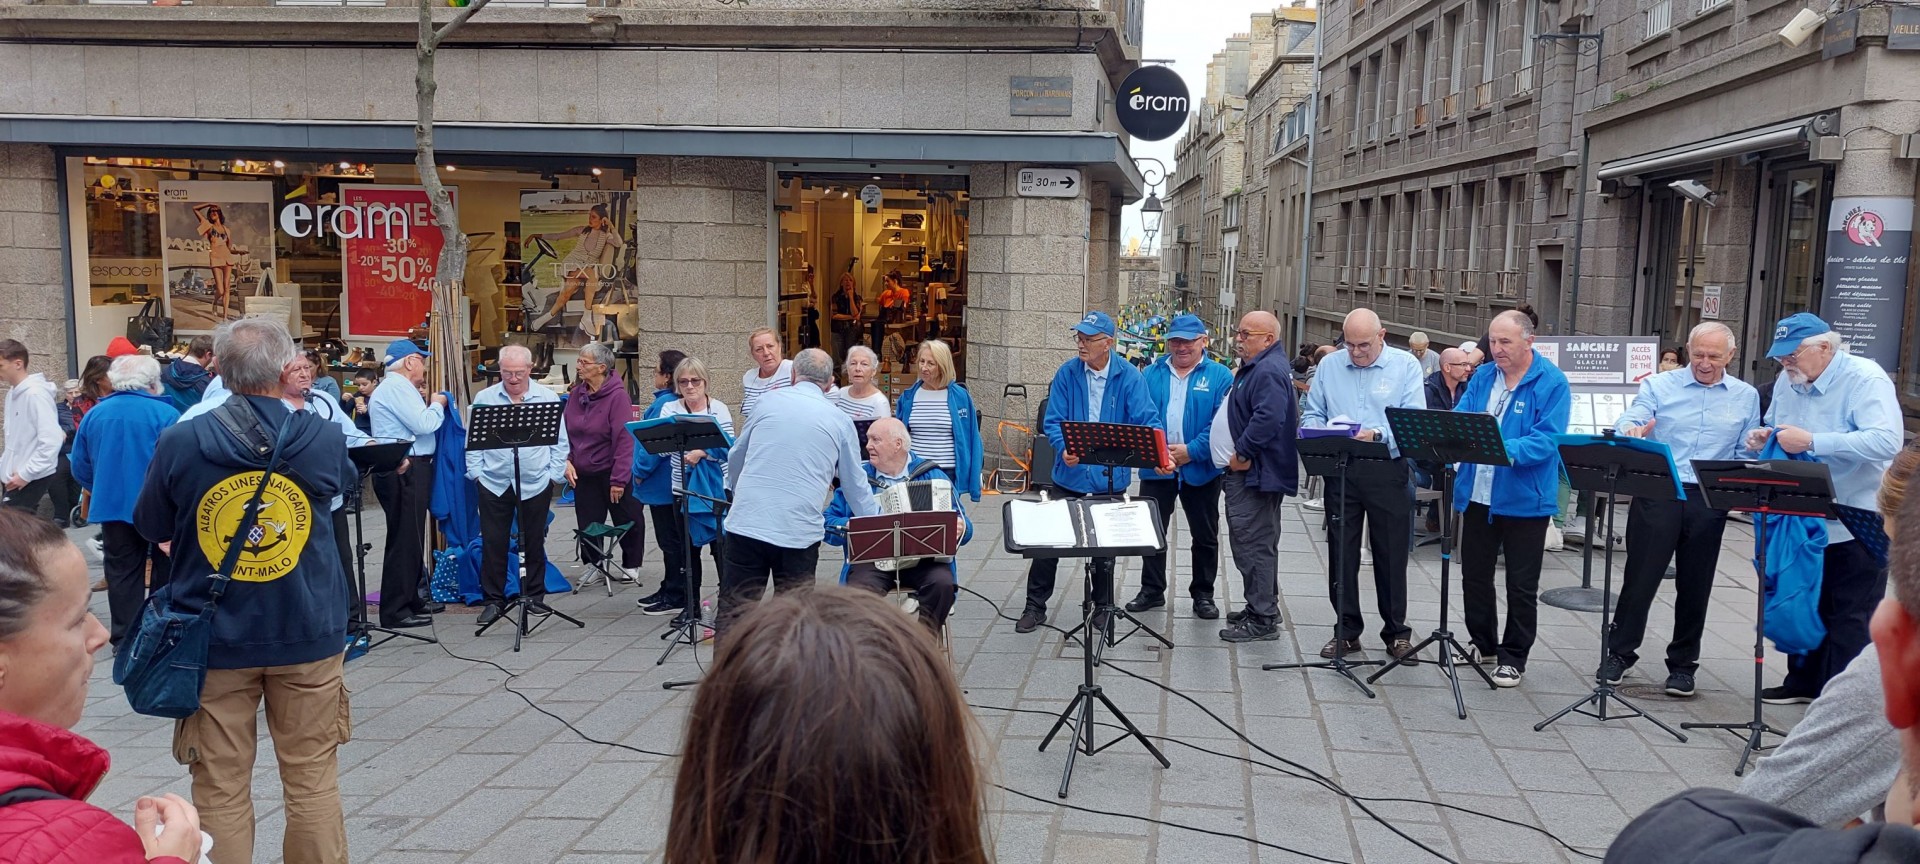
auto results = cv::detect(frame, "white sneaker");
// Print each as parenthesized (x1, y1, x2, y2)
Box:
(1492, 665, 1523, 688)
(1301, 498, 1325, 512)
(1543, 522, 1564, 551)
(620, 566, 642, 584)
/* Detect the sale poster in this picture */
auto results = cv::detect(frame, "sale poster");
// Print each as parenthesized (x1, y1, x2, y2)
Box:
(158, 180, 276, 333)
(339, 185, 456, 339)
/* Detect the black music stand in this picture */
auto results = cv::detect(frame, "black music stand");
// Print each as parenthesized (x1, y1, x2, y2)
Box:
(1004, 494, 1170, 798)
(630, 415, 731, 686)
(1369, 408, 1505, 719)
(1533, 433, 1688, 741)
(468, 401, 583, 652)
(1057, 421, 1175, 650)
(1682, 459, 1835, 776)
(346, 441, 436, 651)
(1264, 434, 1394, 697)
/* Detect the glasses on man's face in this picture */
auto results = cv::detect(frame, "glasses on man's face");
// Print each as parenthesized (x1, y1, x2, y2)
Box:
(500, 368, 530, 379)
(1445, 361, 1473, 368)
(1233, 329, 1274, 340)
(1778, 344, 1816, 366)
(677, 377, 705, 387)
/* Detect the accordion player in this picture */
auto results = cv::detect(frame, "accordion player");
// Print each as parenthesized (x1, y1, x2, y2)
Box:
(825, 419, 973, 632)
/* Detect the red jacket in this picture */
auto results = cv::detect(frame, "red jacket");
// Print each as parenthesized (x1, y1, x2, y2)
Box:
(0, 710, 189, 864)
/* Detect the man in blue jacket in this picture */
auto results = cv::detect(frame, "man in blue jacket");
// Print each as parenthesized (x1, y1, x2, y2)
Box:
(1016, 311, 1164, 634)
(824, 418, 972, 632)
(1220, 310, 1299, 643)
(1453, 309, 1571, 687)
(1127, 314, 1233, 620)
(71, 354, 180, 649)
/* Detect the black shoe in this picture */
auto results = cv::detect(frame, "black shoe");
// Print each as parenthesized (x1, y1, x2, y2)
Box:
(1387, 638, 1420, 665)
(635, 590, 664, 608)
(669, 610, 700, 630)
(1226, 606, 1250, 624)
(476, 603, 505, 627)
(1015, 608, 1047, 634)
(1090, 609, 1114, 634)
(385, 615, 432, 629)
(1665, 671, 1697, 698)
(1597, 654, 1631, 686)
(641, 598, 683, 616)
(1192, 597, 1220, 620)
(1220, 617, 1280, 643)
(1320, 637, 1361, 659)
(419, 601, 447, 615)
(1124, 593, 1165, 613)
(524, 599, 554, 616)
(1760, 685, 1815, 705)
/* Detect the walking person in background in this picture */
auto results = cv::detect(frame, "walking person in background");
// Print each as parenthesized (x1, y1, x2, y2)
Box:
(368, 338, 447, 630)
(0, 340, 66, 518)
(639, 356, 734, 621)
(1408, 331, 1440, 378)
(1129, 314, 1233, 621)
(69, 354, 179, 650)
(739, 327, 794, 421)
(895, 338, 982, 502)
(565, 341, 645, 586)
(160, 334, 215, 412)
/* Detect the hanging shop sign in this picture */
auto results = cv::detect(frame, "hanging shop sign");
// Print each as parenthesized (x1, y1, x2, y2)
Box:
(1819, 196, 1914, 372)
(1701, 285, 1722, 319)
(1016, 168, 1082, 198)
(1890, 6, 1920, 50)
(1823, 8, 1860, 60)
(157, 180, 277, 335)
(1009, 76, 1074, 117)
(1534, 336, 1661, 436)
(339, 185, 456, 340)
(859, 184, 884, 211)
(1114, 65, 1190, 142)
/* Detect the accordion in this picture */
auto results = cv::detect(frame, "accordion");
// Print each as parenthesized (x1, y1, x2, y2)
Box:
(873, 473, 955, 572)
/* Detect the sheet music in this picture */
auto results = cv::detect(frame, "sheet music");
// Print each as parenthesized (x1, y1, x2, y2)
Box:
(1009, 499, 1079, 547)
(1087, 500, 1161, 550)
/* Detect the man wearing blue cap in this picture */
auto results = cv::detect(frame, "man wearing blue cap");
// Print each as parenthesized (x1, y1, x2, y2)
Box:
(369, 338, 449, 629)
(1016, 310, 1163, 634)
(1300, 308, 1428, 663)
(1129, 313, 1234, 620)
(1743, 312, 1902, 703)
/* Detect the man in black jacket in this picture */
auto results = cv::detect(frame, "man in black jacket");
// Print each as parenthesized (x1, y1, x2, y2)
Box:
(1219, 310, 1298, 643)
(1424, 347, 1471, 412)
(1605, 471, 1920, 862)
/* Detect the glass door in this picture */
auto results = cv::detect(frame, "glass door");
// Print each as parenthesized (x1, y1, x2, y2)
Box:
(1641, 183, 1710, 347)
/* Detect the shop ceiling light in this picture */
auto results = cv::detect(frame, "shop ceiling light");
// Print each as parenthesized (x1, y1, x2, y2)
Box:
(271, 160, 286, 169)
(591, 167, 604, 176)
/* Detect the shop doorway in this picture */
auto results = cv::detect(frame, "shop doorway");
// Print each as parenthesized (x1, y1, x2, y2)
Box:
(1751, 165, 1830, 378)
(774, 171, 969, 395)
(1642, 182, 1712, 349)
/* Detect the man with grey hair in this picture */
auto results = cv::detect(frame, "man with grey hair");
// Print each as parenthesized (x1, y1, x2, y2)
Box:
(722, 347, 877, 632)
(134, 315, 352, 863)
(466, 344, 570, 628)
(71, 353, 179, 648)
(822, 416, 971, 631)
(1602, 321, 1760, 697)
(1744, 312, 1902, 703)
(1408, 331, 1440, 378)
(369, 337, 449, 629)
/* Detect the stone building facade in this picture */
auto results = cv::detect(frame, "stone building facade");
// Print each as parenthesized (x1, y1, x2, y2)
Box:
(0, 1, 1151, 467)
(1241, 8, 1318, 324)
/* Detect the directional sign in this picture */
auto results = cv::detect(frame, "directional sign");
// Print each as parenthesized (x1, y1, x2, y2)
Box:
(1017, 168, 1082, 199)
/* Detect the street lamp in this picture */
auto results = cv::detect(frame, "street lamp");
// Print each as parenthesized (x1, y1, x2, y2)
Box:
(1134, 157, 1168, 254)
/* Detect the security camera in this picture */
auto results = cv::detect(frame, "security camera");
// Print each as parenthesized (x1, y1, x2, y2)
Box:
(1669, 179, 1718, 207)
(1779, 7, 1827, 48)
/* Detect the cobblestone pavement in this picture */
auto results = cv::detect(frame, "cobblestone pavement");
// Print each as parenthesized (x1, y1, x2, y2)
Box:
(74, 494, 1810, 863)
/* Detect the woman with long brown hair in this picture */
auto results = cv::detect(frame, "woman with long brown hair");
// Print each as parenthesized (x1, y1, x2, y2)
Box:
(667, 585, 986, 864)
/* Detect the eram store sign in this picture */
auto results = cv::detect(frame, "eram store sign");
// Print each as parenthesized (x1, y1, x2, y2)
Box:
(278, 198, 430, 241)
(1114, 65, 1191, 142)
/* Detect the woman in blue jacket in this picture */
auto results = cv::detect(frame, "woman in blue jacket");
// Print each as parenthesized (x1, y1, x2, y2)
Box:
(895, 339, 982, 502)
(1452, 311, 1571, 688)
(632, 349, 686, 614)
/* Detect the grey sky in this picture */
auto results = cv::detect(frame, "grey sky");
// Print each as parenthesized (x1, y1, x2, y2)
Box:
(1122, 0, 1315, 253)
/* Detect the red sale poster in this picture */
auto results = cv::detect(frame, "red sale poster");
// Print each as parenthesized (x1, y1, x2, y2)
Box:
(338, 185, 457, 339)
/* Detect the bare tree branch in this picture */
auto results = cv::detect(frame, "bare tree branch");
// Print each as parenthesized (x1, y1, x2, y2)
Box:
(415, 0, 491, 407)
(428, 0, 495, 51)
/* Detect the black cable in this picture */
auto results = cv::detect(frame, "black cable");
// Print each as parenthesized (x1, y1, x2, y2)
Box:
(957, 584, 1604, 862)
(991, 782, 1351, 864)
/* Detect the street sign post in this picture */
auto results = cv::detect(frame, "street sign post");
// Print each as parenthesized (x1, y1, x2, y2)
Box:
(1017, 168, 1083, 198)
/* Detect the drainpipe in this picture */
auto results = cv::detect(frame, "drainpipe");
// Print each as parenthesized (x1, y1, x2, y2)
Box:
(1293, 27, 1322, 349)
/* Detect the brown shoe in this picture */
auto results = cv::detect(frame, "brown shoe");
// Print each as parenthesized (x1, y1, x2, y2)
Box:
(1388, 638, 1421, 665)
(1319, 637, 1361, 659)
(91, 578, 106, 593)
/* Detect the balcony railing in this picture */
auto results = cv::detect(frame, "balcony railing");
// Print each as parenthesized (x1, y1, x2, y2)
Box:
(1412, 103, 1430, 127)
(1473, 81, 1494, 110)
(1646, 0, 1673, 36)
(1441, 92, 1460, 117)
(1388, 111, 1403, 136)
(1512, 66, 1535, 96)
(1698, 0, 1728, 10)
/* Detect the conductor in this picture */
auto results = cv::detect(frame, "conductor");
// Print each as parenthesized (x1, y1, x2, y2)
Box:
(465, 345, 570, 627)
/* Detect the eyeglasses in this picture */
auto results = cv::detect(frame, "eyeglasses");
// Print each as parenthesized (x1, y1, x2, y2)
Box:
(1233, 329, 1275, 339)
(1445, 361, 1474, 368)
(500, 369, 530, 379)
(676, 377, 705, 386)
(576, 358, 603, 369)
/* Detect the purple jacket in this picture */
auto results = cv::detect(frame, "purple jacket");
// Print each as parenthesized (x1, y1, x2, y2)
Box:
(564, 372, 635, 486)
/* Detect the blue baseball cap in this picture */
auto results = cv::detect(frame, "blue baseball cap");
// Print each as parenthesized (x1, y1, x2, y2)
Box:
(1165, 313, 1207, 341)
(1071, 311, 1117, 339)
(1766, 312, 1830, 358)
(383, 339, 431, 366)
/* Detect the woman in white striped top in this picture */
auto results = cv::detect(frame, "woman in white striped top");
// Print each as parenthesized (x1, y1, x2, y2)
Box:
(830, 345, 892, 421)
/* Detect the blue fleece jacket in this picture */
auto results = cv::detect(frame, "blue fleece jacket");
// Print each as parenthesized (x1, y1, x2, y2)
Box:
(70, 390, 179, 525)
(1139, 356, 1233, 486)
(630, 387, 678, 506)
(1043, 351, 1164, 494)
(1451, 351, 1571, 518)
(896, 381, 983, 502)
(823, 457, 974, 582)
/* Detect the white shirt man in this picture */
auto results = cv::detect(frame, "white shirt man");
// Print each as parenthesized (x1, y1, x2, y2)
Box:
(0, 340, 66, 514)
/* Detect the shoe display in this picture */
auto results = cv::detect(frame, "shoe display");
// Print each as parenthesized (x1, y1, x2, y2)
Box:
(641, 598, 682, 616)
(1192, 597, 1220, 620)
(1123, 593, 1165, 613)
(1015, 608, 1047, 633)
(1491, 665, 1523, 687)
(1596, 654, 1630, 685)
(476, 603, 505, 627)
(1220, 617, 1280, 643)
(1387, 638, 1420, 665)
(1760, 685, 1815, 705)
(1665, 672, 1697, 698)
(1319, 637, 1361, 659)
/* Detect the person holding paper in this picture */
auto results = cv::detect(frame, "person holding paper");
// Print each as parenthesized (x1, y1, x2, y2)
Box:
(1129, 314, 1234, 621)
(1743, 312, 1902, 703)
(1603, 322, 1759, 698)
(1015, 311, 1163, 634)
(1299, 308, 1426, 664)
(823, 418, 971, 632)
(1454, 310, 1571, 688)
(466, 345, 571, 629)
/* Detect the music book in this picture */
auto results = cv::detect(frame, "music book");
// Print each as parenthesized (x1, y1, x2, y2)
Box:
(1009, 498, 1078, 547)
(1087, 500, 1161, 550)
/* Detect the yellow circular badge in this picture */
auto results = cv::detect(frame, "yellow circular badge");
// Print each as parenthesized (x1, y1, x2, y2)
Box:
(195, 472, 313, 583)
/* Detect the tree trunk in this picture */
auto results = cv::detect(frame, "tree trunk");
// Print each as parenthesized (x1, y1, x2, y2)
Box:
(415, 0, 489, 408)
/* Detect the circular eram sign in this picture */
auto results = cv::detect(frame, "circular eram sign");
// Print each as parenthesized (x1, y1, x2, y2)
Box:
(1115, 65, 1191, 142)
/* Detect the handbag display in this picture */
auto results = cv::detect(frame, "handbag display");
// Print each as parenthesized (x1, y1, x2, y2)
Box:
(113, 401, 289, 719)
(126, 298, 174, 350)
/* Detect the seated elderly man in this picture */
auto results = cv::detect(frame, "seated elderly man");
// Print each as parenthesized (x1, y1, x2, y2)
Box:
(824, 417, 972, 632)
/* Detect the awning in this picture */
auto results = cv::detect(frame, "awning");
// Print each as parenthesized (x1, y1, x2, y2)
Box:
(1596, 117, 1812, 180)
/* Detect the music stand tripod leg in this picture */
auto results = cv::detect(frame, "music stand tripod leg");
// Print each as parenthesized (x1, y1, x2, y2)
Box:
(1681, 506, 1786, 775)
(1264, 455, 1381, 697)
(1368, 469, 1495, 718)
(352, 467, 438, 650)
(657, 481, 703, 673)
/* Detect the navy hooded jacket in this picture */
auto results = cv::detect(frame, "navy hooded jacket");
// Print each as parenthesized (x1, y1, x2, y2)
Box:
(1227, 342, 1299, 495)
(134, 395, 350, 670)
